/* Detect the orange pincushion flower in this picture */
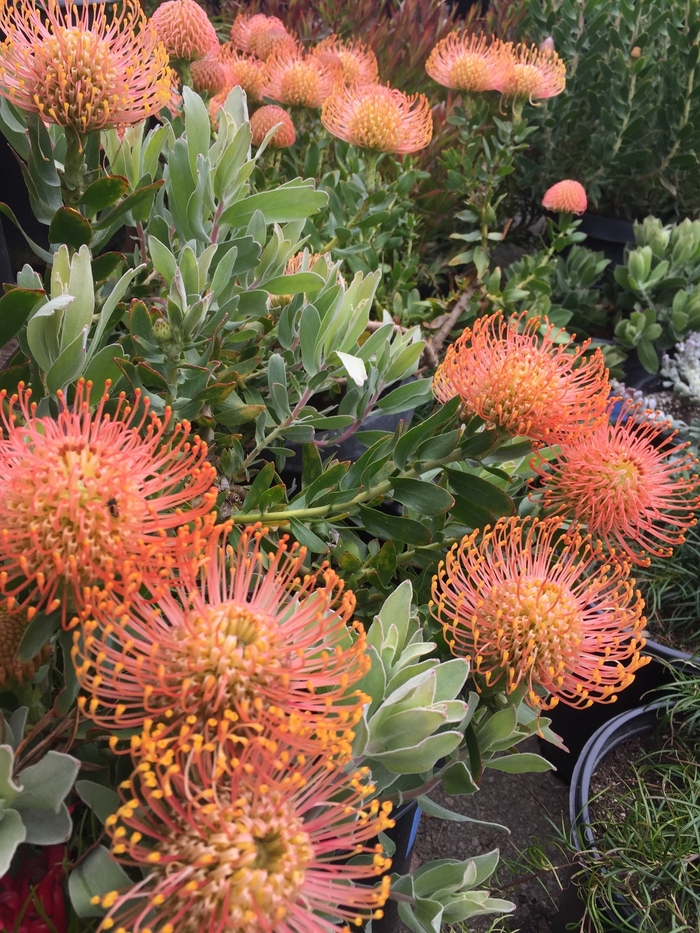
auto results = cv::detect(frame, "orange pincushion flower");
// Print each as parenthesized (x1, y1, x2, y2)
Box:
(263, 48, 341, 108)
(0, 0, 172, 137)
(97, 732, 393, 933)
(533, 403, 700, 564)
(311, 35, 379, 86)
(218, 45, 268, 101)
(497, 42, 566, 99)
(543, 180, 587, 214)
(250, 104, 296, 147)
(0, 606, 51, 688)
(73, 525, 370, 753)
(0, 382, 216, 622)
(190, 56, 228, 96)
(322, 83, 433, 154)
(426, 33, 511, 92)
(433, 312, 610, 444)
(432, 516, 648, 710)
(150, 0, 218, 62)
(230, 13, 294, 61)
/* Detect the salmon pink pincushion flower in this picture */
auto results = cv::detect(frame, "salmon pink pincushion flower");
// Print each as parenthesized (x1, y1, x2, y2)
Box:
(96, 732, 393, 933)
(263, 47, 340, 108)
(311, 35, 379, 86)
(322, 83, 433, 154)
(433, 311, 610, 444)
(150, 0, 218, 63)
(250, 104, 296, 147)
(230, 13, 294, 61)
(542, 180, 587, 214)
(533, 404, 700, 564)
(432, 516, 648, 710)
(497, 42, 566, 100)
(0, 0, 172, 137)
(0, 382, 216, 622)
(74, 524, 370, 754)
(190, 56, 229, 97)
(426, 33, 511, 92)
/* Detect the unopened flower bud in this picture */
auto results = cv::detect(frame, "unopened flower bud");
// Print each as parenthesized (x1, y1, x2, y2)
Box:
(539, 36, 555, 52)
(152, 318, 173, 343)
(630, 46, 642, 58)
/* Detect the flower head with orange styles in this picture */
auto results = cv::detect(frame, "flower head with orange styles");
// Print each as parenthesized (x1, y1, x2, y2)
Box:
(322, 83, 433, 154)
(263, 47, 340, 108)
(0, 606, 51, 689)
(95, 730, 393, 933)
(217, 45, 268, 101)
(311, 35, 379, 86)
(433, 312, 610, 445)
(250, 104, 296, 147)
(0, 0, 172, 137)
(432, 516, 648, 710)
(0, 381, 216, 622)
(533, 403, 700, 564)
(230, 13, 294, 61)
(190, 56, 229, 97)
(426, 33, 510, 92)
(497, 42, 566, 100)
(150, 0, 218, 62)
(74, 524, 370, 754)
(542, 179, 587, 214)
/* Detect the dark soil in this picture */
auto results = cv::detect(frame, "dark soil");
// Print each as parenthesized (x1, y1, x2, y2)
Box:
(647, 389, 700, 425)
(411, 736, 572, 933)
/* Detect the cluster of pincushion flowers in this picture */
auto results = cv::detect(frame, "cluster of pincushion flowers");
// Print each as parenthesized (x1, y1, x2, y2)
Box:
(0, 381, 392, 932)
(430, 310, 700, 713)
(149, 0, 434, 155)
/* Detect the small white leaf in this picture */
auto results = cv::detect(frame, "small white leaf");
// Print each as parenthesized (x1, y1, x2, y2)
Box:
(336, 351, 367, 386)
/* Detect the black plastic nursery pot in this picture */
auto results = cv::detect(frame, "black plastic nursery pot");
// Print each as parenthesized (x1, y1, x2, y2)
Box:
(578, 213, 635, 268)
(540, 641, 698, 784)
(369, 800, 422, 933)
(566, 700, 669, 933)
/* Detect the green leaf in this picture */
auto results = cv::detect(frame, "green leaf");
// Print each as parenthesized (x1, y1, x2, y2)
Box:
(15, 750, 80, 811)
(241, 462, 276, 512)
(0, 287, 44, 347)
(301, 442, 323, 488)
(20, 803, 72, 844)
(0, 746, 21, 804)
(368, 539, 397, 586)
(636, 338, 659, 373)
(91, 251, 125, 283)
(358, 505, 432, 545)
(68, 846, 132, 918)
(371, 731, 463, 773)
(375, 379, 434, 416)
(393, 397, 461, 470)
(75, 781, 120, 824)
(486, 753, 554, 774)
(49, 207, 93, 248)
(391, 478, 454, 516)
(0, 203, 54, 264)
(445, 469, 515, 518)
(79, 175, 130, 216)
(476, 707, 517, 751)
(92, 180, 164, 230)
(17, 609, 61, 663)
(265, 272, 325, 295)
(0, 809, 26, 876)
(288, 518, 327, 552)
(83, 344, 124, 397)
(148, 236, 177, 286)
(45, 326, 87, 393)
(220, 184, 328, 229)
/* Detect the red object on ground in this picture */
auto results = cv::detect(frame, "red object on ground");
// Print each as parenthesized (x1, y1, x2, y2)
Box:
(0, 845, 67, 933)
